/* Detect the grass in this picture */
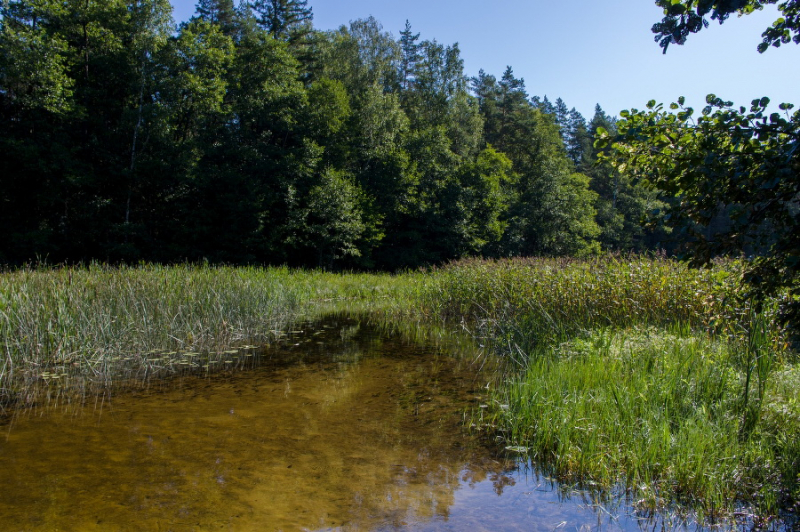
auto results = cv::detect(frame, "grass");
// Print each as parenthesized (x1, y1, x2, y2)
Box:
(0, 255, 797, 523)
(0, 263, 418, 406)
(479, 327, 797, 518)
(421, 256, 798, 522)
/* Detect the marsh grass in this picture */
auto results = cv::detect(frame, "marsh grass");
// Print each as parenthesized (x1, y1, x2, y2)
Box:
(425, 257, 798, 521)
(478, 328, 795, 515)
(0, 263, 417, 409)
(420, 256, 747, 337)
(0, 256, 797, 523)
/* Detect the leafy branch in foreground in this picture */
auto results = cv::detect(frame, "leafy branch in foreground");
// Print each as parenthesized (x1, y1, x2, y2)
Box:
(652, 0, 800, 53)
(597, 96, 800, 327)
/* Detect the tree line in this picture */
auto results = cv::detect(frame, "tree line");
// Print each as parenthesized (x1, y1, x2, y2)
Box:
(0, 0, 669, 269)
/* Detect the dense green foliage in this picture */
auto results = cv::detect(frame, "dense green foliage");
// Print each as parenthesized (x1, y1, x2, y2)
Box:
(421, 257, 797, 520)
(599, 97, 800, 323)
(0, 0, 672, 269)
(653, 0, 800, 53)
(601, 1, 800, 328)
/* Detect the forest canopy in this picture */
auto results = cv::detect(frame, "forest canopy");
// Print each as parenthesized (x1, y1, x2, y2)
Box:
(0, 0, 669, 269)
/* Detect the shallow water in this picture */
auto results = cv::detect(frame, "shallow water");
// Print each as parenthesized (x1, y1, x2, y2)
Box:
(0, 315, 765, 531)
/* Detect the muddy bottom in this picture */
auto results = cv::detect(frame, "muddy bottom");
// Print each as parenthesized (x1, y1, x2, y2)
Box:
(0, 315, 721, 531)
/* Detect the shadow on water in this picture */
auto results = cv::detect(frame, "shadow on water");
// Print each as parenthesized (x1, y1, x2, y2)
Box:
(0, 314, 790, 531)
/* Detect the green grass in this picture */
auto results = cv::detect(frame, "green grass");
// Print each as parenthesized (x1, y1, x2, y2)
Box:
(421, 257, 797, 521)
(420, 255, 745, 336)
(0, 263, 418, 405)
(0, 256, 797, 522)
(478, 327, 797, 517)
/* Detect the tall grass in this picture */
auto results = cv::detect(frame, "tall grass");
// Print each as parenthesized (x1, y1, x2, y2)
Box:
(422, 256, 798, 520)
(480, 328, 797, 517)
(420, 255, 744, 335)
(0, 256, 796, 521)
(0, 263, 415, 405)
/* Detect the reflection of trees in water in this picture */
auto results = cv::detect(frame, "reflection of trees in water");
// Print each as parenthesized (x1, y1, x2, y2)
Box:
(0, 315, 512, 530)
(490, 471, 517, 495)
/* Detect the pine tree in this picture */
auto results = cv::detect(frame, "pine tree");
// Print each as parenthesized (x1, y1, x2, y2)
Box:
(538, 95, 556, 116)
(250, 0, 312, 40)
(196, 0, 236, 26)
(565, 108, 590, 165)
(554, 97, 569, 142)
(398, 20, 420, 91)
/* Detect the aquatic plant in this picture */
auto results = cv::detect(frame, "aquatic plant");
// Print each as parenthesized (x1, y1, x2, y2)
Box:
(422, 257, 797, 520)
(0, 263, 411, 403)
(0, 256, 796, 523)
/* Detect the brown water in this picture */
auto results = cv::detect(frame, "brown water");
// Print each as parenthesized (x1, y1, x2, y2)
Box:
(0, 315, 751, 531)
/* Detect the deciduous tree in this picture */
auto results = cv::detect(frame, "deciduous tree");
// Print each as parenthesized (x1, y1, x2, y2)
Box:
(600, 2, 800, 325)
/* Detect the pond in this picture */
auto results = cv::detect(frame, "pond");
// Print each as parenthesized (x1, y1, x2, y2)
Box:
(0, 314, 754, 531)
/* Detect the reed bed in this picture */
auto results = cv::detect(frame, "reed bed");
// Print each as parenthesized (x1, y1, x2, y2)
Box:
(0, 263, 413, 405)
(420, 255, 749, 338)
(420, 256, 798, 521)
(0, 256, 796, 522)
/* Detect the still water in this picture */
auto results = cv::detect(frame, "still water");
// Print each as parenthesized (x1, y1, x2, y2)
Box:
(0, 315, 717, 531)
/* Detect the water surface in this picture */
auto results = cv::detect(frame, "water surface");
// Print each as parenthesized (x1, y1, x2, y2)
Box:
(0, 315, 754, 531)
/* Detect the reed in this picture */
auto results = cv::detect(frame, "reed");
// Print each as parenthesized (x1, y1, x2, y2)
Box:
(423, 257, 797, 519)
(0, 256, 796, 521)
(0, 263, 414, 403)
(418, 255, 748, 337)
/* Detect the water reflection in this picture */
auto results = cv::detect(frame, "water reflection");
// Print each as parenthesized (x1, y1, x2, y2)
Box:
(0, 315, 780, 531)
(0, 315, 502, 530)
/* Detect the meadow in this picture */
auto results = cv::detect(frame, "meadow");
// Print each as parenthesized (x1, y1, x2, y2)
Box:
(0, 257, 796, 523)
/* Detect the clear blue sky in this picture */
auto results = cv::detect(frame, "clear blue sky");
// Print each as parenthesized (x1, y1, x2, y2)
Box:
(169, 0, 799, 120)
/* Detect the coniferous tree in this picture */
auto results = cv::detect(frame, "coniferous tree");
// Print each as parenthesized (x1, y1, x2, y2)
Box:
(398, 20, 420, 91)
(554, 97, 569, 142)
(194, 0, 248, 39)
(250, 0, 312, 40)
(538, 95, 556, 116)
(476, 68, 599, 257)
(195, 0, 236, 26)
(565, 108, 591, 165)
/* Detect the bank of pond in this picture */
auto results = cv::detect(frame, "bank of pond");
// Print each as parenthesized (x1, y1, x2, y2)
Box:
(0, 257, 797, 530)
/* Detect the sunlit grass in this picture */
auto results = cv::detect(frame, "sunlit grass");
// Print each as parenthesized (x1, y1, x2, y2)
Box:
(474, 327, 797, 518)
(418, 255, 749, 339)
(0, 263, 417, 403)
(0, 256, 796, 522)
(422, 256, 797, 520)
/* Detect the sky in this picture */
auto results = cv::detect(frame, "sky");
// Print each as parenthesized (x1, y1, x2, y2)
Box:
(169, 0, 799, 120)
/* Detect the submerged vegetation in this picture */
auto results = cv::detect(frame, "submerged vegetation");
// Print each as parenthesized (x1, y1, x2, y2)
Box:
(0, 257, 797, 523)
(0, 264, 411, 405)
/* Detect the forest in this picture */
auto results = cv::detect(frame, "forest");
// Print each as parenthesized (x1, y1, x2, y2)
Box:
(1, 1, 799, 525)
(0, 0, 672, 270)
